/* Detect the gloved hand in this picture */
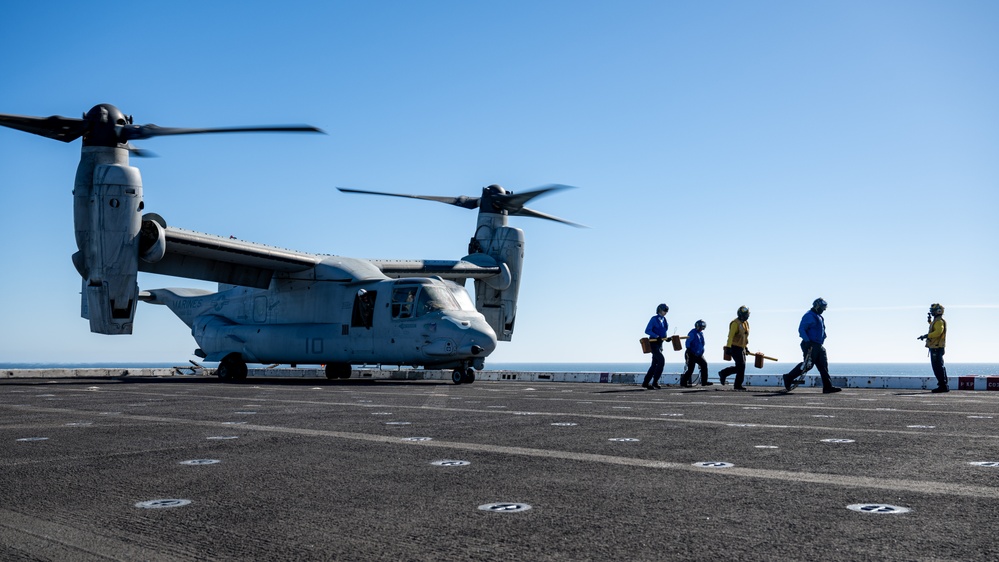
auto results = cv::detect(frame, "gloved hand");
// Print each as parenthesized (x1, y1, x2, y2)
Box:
(917, 334, 927, 341)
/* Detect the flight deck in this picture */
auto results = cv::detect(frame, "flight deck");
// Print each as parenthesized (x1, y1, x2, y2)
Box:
(2, 375, 997, 560)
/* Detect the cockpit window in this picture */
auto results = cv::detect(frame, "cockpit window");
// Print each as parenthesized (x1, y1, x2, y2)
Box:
(391, 287, 418, 319)
(391, 283, 461, 319)
(415, 285, 460, 316)
(446, 283, 476, 311)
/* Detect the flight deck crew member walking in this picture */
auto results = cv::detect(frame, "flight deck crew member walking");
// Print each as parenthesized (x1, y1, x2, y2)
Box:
(918, 303, 948, 393)
(782, 298, 841, 394)
(643, 304, 669, 390)
(718, 306, 750, 390)
(680, 320, 713, 387)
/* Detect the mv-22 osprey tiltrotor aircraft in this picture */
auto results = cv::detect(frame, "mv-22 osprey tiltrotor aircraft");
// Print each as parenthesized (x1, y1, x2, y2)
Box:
(0, 104, 579, 383)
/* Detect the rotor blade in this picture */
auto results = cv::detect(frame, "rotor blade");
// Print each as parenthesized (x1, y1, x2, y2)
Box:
(337, 187, 480, 210)
(124, 143, 157, 158)
(118, 123, 325, 142)
(513, 207, 587, 228)
(0, 113, 88, 142)
(498, 184, 576, 211)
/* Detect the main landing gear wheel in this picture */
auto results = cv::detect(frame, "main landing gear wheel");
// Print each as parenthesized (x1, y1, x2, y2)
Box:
(325, 363, 352, 380)
(451, 367, 476, 385)
(216, 353, 248, 382)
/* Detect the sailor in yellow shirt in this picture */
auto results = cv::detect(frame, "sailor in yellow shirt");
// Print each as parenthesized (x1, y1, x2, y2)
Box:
(918, 303, 948, 393)
(718, 306, 750, 390)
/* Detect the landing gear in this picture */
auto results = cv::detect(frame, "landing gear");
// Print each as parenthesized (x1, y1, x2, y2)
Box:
(451, 367, 476, 385)
(216, 353, 248, 382)
(325, 363, 352, 380)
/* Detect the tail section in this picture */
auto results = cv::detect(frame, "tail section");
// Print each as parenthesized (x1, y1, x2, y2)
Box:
(138, 287, 218, 328)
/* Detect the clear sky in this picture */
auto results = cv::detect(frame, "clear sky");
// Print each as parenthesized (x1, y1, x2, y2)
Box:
(1, 1, 996, 366)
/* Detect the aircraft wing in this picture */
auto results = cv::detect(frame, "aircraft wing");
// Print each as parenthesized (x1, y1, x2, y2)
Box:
(139, 226, 322, 289)
(370, 257, 509, 288)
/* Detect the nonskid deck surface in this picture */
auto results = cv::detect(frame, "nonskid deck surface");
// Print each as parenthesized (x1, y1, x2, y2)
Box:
(2, 377, 997, 561)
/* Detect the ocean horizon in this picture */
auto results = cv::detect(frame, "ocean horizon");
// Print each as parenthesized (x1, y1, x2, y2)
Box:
(3, 362, 998, 377)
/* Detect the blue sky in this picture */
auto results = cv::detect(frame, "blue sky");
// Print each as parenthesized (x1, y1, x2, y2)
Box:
(1, 1, 996, 365)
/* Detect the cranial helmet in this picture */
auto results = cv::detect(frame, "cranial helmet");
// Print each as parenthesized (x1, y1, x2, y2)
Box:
(930, 303, 944, 316)
(657, 303, 669, 314)
(737, 306, 750, 321)
(695, 319, 707, 330)
(813, 298, 828, 312)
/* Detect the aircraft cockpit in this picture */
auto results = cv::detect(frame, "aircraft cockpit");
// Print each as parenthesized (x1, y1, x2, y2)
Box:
(390, 280, 472, 319)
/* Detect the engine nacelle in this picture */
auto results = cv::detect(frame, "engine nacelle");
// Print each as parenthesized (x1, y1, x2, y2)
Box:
(472, 224, 524, 341)
(139, 214, 167, 263)
(73, 148, 143, 335)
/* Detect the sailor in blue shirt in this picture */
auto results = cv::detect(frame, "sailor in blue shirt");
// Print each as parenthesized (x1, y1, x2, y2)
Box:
(782, 298, 841, 394)
(642, 304, 669, 389)
(680, 320, 713, 387)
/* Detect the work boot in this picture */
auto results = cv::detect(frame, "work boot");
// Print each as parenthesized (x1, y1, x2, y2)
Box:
(718, 372, 728, 385)
(931, 386, 949, 393)
(701, 381, 714, 386)
(822, 386, 842, 394)
(782, 373, 794, 392)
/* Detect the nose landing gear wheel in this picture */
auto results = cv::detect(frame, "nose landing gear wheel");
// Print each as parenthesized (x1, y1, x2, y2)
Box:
(452, 367, 476, 385)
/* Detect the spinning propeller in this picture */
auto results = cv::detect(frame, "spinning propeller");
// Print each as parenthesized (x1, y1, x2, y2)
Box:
(338, 184, 584, 227)
(0, 103, 323, 154)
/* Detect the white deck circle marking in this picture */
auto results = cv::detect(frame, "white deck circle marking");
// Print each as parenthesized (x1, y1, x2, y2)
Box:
(431, 460, 471, 467)
(206, 436, 239, 440)
(371, 412, 393, 415)
(968, 416, 994, 419)
(969, 462, 999, 467)
(609, 438, 640, 442)
(65, 422, 92, 426)
(180, 459, 221, 465)
(755, 445, 778, 449)
(551, 422, 578, 426)
(478, 503, 532, 513)
(661, 413, 684, 417)
(847, 503, 910, 514)
(907, 425, 935, 429)
(822, 439, 855, 443)
(386, 422, 411, 425)
(16, 437, 49, 442)
(402, 437, 433, 442)
(727, 424, 757, 427)
(136, 499, 191, 509)
(693, 462, 734, 468)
